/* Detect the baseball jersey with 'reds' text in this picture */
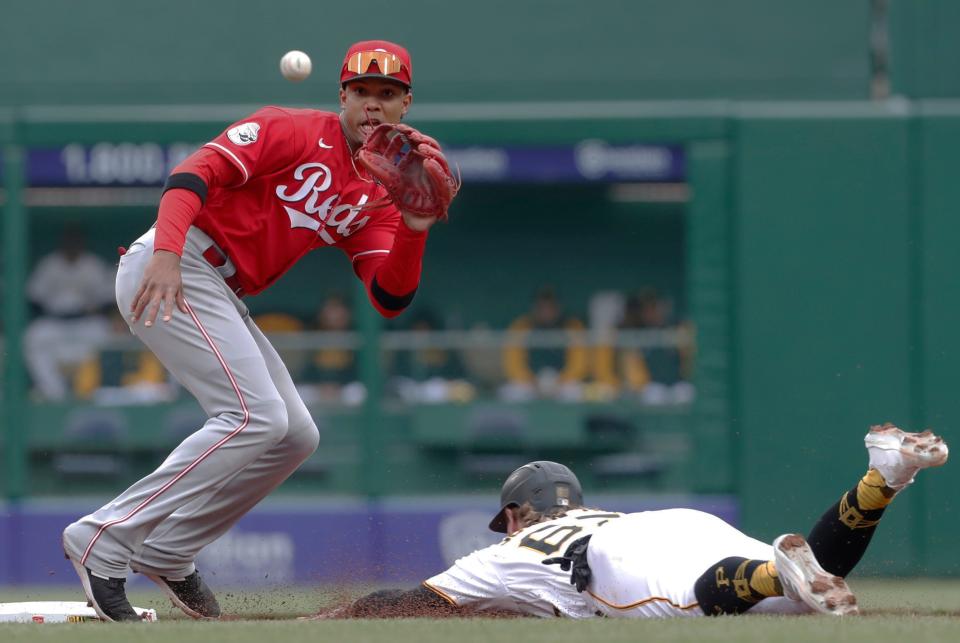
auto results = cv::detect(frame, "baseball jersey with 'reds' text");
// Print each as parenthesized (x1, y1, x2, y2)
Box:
(424, 509, 624, 618)
(194, 106, 401, 295)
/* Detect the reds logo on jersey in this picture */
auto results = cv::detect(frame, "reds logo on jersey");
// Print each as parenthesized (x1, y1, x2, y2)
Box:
(227, 122, 260, 146)
(275, 162, 371, 245)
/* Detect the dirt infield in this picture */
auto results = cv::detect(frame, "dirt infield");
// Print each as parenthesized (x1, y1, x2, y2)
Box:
(0, 578, 958, 643)
(3, 612, 960, 643)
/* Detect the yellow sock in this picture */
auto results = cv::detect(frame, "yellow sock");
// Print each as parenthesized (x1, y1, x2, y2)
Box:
(857, 469, 896, 511)
(749, 561, 782, 597)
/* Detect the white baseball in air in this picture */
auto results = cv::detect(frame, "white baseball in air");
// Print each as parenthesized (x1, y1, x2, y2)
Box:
(280, 50, 312, 82)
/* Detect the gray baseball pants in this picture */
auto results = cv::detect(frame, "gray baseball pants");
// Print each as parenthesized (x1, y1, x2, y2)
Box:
(63, 226, 320, 579)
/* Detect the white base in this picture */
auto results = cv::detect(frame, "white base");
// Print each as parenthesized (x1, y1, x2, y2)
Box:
(0, 601, 157, 623)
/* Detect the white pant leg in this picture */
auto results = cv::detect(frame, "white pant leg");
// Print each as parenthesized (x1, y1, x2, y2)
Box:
(585, 509, 775, 619)
(63, 228, 292, 578)
(130, 317, 319, 577)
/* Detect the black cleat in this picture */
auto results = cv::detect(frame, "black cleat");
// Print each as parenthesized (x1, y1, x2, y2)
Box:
(65, 552, 141, 622)
(144, 570, 221, 619)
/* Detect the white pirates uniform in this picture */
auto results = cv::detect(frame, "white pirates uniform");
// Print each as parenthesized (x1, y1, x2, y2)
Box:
(424, 508, 810, 618)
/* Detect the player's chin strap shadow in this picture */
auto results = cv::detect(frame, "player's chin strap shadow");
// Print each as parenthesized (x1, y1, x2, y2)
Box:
(543, 535, 593, 593)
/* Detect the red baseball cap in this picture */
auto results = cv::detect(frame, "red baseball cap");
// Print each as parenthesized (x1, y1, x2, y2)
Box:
(340, 40, 412, 88)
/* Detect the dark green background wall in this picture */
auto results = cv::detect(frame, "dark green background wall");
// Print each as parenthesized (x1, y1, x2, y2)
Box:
(7, 1, 960, 103)
(729, 105, 960, 573)
(1, 0, 872, 106)
(732, 110, 917, 571)
(890, 0, 960, 98)
(914, 109, 960, 573)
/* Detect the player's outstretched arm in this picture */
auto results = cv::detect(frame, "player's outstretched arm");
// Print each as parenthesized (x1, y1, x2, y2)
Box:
(344, 123, 458, 318)
(347, 221, 427, 319)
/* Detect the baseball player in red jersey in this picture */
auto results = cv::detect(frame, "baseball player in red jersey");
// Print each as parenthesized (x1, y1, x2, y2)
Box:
(62, 40, 454, 621)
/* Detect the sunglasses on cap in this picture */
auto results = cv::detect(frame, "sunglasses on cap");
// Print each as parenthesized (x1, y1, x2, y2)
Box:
(346, 50, 406, 76)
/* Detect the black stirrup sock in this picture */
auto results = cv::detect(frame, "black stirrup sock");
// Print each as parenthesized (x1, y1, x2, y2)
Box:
(694, 556, 782, 616)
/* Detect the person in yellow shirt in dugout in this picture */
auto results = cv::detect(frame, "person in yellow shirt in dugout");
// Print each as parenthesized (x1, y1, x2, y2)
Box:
(73, 310, 172, 403)
(500, 286, 589, 401)
(592, 289, 694, 405)
(300, 293, 365, 406)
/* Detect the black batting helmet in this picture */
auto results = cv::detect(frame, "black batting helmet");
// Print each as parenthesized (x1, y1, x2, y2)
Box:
(488, 461, 584, 533)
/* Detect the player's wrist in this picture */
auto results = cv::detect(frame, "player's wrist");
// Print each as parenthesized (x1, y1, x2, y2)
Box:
(152, 248, 183, 259)
(400, 211, 435, 233)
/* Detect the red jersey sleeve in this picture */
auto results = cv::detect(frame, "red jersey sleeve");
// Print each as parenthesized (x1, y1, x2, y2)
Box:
(337, 206, 402, 265)
(203, 106, 306, 185)
(154, 147, 243, 255)
(339, 209, 429, 319)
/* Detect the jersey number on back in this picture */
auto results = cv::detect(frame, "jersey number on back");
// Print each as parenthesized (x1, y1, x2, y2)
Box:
(519, 525, 584, 556)
(516, 512, 622, 556)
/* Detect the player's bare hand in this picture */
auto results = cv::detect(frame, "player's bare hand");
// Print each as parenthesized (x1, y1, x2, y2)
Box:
(130, 250, 187, 327)
(401, 210, 438, 232)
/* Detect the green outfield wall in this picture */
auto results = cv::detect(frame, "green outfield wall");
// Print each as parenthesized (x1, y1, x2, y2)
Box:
(729, 102, 960, 574)
(732, 108, 918, 571)
(7, 1, 960, 105)
(915, 108, 960, 573)
(0, 0, 872, 105)
(889, 0, 960, 98)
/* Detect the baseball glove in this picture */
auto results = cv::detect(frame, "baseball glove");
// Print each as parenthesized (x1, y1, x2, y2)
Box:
(355, 123, 459, 220)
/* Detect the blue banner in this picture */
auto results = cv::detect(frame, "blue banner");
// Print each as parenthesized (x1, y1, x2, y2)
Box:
(1, 494, 733, 586)
(11, 142, 684, 187)
(445, 141, 685, 183)
(27, 143, 199, 187)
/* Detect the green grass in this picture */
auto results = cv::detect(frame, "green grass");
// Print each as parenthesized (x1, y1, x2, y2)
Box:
(2, 579, 959, 643)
